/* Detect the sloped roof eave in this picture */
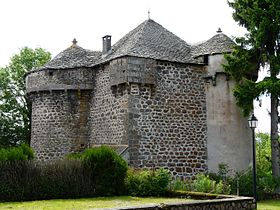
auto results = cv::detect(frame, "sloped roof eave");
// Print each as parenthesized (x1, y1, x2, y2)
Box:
(193, 50, 233, 58)
(95, 53, 203, 66)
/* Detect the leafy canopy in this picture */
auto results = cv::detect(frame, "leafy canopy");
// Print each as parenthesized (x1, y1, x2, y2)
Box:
(0, 47, 51, 147)
(224, 0, 280, 116)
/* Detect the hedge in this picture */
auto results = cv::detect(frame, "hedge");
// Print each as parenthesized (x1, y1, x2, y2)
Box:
(0, 146, 128, 201)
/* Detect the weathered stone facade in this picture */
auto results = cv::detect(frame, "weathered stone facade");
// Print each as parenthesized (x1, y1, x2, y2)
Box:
(90, 62, 129, 146)
(25, 19, 253, 177)
(126, 60, 207, 177)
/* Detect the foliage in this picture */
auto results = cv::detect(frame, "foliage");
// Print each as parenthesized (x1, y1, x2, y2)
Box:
(71, 145, 128, 196)
(206, 135, 280, 198)
(0, 144, 34, 161)
(224, 0, 280, 115)
(256, 132, 272, 172)
(231, 166, 280, 199)
(125, 168, 171, 196)
(207, 163, 233, 194)
(191, 173, 231, 195)
(225, 0, 280, 178)
(0, 146, 128, 201)
(229, 133, 280, 198)
(0, 159, 90, 201)
(168, 164, 231, 195)
(168, 178, 190, 191)
(0, 47, 51, 147)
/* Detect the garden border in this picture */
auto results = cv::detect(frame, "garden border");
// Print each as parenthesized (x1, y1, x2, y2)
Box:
(100, 195, 255, 210)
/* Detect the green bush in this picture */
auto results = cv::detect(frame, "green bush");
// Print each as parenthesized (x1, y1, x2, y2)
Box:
(168, 179, 190, 191)
(0, 144, 34, 161)
(125, 168, 171, 196)
(19, 144, 34, 160)
(36, 159, 96, 199)
(207, 163, 233, 194)
(0, 145, 128, 201)
(0, 159, 90, 201)
(231, 167, 280, 199)
(77, 146, 128, 196)
(192, 173, 231, 194)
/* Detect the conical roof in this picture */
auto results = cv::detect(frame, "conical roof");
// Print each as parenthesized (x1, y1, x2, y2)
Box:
(43, 43, 101, 69)
(192, 32, 235, 57)
(103, 19, 195, 63)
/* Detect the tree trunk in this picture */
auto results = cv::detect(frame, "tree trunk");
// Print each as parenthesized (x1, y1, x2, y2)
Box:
(270, 94, 280, 177)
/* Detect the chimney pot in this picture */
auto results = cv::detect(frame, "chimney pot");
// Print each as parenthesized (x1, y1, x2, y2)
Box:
(102, 35, 111, 54)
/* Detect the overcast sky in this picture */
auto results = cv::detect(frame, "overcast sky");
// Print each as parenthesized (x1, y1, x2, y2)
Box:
(0, 0, 271, 133)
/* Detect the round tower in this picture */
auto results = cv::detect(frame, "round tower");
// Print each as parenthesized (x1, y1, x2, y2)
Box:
(194, 30, 253, 173)
(25, 40, 101, 161)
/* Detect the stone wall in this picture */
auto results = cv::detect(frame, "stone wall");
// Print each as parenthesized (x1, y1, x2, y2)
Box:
(127, 60, 207, 178)
(89, 62, 129, 147)
(110, 57, 155, 86)
(30, 90, 91, 161)
(87, 56, 207, 178)
(27, 54, 250, 177)
(26, 67, 94, 93)
(102, 197, 255, 210)
(26, 67, 93, 161)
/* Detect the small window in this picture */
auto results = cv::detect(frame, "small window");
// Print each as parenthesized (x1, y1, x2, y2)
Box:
(203, 55, 209, 65)
(49, 71, 54, 76)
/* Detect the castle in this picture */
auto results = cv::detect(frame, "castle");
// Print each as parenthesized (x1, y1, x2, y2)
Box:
(25, 19, 252, 178)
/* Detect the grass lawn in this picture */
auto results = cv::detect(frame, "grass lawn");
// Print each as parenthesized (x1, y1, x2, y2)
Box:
(0, 196, 192, 210)
(258, 200, 280, 210)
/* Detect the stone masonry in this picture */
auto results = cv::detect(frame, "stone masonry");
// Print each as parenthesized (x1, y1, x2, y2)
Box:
(25, 19, 253, 177)
(127, 59, 207, 177)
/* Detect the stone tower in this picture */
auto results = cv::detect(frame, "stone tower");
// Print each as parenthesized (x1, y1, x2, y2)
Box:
(25, 41, 101, 159)
(26, 19, 252, 177)
(193, 30, 253, 173)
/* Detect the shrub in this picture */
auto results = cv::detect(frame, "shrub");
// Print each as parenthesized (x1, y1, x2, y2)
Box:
(0, 159, 90, 201)
(0, 146, 128, 201)
(192, 173, 213, 193)
(125, 168, 171, 196)
(68, 145, 128, 196)
(169, 179, 190, 191)
(192, 173, 231, 194)
(35, 159, 98, 200)
(19, 144, 34, 160)
(0, 160, 37, 201)
(0, 144, 34, 161)
(207, 163, 233, 194)
(231, 167, 280, 199)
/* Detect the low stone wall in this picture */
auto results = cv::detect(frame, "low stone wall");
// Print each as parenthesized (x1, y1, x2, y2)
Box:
(101, 196, 255, 210)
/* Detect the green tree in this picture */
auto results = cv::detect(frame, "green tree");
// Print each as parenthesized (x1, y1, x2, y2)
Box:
(0, 47, 51, 147)
(224, 0, 280, 178)
(256, 133, 272, 173)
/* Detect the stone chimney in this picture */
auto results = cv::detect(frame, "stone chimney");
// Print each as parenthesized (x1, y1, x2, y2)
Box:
(102, 35, 111, 54)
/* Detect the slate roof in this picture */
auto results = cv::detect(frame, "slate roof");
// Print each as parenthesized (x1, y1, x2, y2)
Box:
(31, 20, 235, 73)
(192, 32, 234, 57)
(42, 44, 102, 69)
(102, 19, 196, 63)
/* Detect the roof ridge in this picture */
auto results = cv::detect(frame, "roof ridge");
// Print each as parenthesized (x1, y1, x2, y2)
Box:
(43, 44, 102, 69)
(106, 19, 194, 63)
(130, 19, 191, 51)
(125, 19, 149, 54)
(191, 32, 235, 57)
(108, 19, 150, 57)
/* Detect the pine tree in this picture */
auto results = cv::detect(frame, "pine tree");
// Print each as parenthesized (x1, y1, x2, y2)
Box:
(224, 0, 280, 177)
